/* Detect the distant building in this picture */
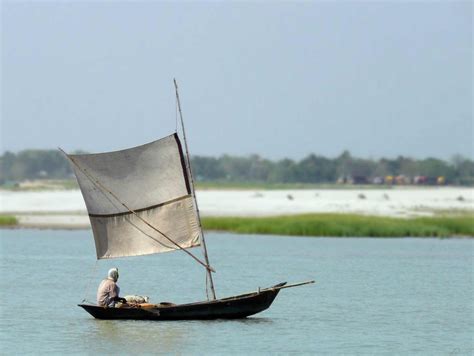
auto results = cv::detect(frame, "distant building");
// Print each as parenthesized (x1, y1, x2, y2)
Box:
(385, 175, 394, 185)
(372, 177, 384, 185)
(337, 175, 368, 185)
(414, 176, 427, 185)
(337, 176, 352, 184)
(352, 176, 368, 185)
(395, 175, 409, 185)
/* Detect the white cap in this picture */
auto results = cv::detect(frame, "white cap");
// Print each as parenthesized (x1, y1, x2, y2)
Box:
(108, 268, 119, 282)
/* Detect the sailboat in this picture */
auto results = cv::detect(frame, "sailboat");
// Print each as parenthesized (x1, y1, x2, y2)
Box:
(64, 80, 313, 320)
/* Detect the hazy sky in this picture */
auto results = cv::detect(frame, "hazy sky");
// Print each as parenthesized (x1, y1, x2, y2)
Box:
(1, 1, 472, 160)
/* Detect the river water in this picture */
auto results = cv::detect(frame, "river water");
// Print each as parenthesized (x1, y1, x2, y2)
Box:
(1, 230, 472, 355)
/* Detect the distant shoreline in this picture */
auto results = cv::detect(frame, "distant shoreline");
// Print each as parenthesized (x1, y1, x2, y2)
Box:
(1, 187, 472, 236)
(1, 213, 473, 238)
(2, 186, 473, 217)
(2, 179, 473, 192)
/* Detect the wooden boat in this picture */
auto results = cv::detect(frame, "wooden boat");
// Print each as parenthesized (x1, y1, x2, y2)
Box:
(64, 80, 313, 320)
(78, 282, 315, 320)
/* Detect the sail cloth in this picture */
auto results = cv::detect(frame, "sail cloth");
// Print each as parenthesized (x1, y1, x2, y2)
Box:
(69, 133, 201, 259)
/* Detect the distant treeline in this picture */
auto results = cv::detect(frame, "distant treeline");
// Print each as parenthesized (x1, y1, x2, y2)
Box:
(1, 149, 473, 185)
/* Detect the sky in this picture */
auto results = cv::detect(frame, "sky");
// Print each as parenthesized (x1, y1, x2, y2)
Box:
(1, 1, 472, 160)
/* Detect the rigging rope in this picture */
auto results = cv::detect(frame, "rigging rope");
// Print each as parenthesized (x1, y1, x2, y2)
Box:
(82, 260, 99, 302)
(175, 93, 179, 133)
(205, 266, 210, 301)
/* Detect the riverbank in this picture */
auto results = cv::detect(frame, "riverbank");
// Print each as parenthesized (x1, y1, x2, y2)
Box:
(1, 213, 473, 237)
(1, 179, 392, 191)
(203, 213, 474, 237)
(5, 178, 466, 191)
(0, 215, 17, 226)
(1, 187, 472, 236)
(2, 187, 473, 217)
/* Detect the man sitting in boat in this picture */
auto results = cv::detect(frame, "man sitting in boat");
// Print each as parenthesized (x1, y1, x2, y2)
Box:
(97, 268, 127, 307)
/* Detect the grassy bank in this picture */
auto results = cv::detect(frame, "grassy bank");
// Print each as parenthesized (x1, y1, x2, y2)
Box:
(2, 212, 472, 237)
(0, 179, 79, 191)
(0, 215, 18, 226)
(202, 214, 474, 237)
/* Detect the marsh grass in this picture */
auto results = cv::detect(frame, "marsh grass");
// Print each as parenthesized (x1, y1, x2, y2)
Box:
(202, 214, 474, 237)
(0, 215, 18, 226)
(0, 179, 79, 191)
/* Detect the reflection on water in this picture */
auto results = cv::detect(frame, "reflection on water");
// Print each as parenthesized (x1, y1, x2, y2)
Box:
(231, 317, 274, 325)
(86, 315, 275, 353)
(1, 230, 473, 354)
(91, 319, 187, 354)
(87, 316, 275, 353)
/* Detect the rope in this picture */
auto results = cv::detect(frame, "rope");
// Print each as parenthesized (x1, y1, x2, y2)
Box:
(82, 260, 99, 302)
(175, 93, 179, 133)
(59, 148, 215, 273)
(205, 267, 210, 301)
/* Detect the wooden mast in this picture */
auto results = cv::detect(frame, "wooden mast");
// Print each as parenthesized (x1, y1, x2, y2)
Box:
(174, 79, 217, 300)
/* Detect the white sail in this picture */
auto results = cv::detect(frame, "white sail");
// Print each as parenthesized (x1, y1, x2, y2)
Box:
(69, 133, 201, 259)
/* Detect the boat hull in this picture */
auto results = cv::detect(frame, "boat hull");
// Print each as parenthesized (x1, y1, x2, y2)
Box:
(79, 282, 285, 320)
